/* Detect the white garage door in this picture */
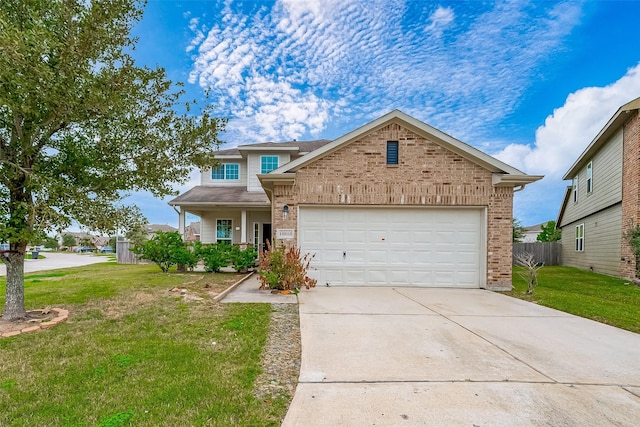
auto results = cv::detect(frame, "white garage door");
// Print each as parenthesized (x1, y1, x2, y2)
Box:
(298, 207, 484, 288)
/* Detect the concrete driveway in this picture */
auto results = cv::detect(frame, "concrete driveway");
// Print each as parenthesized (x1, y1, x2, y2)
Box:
(283, 287, 640, 426)
(0, 252, 111, 276)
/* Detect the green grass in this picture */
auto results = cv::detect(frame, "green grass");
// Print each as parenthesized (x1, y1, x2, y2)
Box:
(509, 266, 640, 333)
(0, 264, 289, 426)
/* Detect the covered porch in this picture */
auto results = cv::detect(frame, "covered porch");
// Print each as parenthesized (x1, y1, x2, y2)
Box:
(169, 186, 273, 249)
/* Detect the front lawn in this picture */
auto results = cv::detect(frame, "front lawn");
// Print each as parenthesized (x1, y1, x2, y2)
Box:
(0, 264, 289, 426)
(509, 266, 640, 333)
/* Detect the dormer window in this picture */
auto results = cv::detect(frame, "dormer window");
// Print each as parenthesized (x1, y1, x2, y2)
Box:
(261, 156, 279, 173)
(572, 176, 578, 203)
(211, 163, 239, 180)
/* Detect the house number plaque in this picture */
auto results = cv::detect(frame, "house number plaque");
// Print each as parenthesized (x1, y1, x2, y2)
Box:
(276, 229, 295, 239)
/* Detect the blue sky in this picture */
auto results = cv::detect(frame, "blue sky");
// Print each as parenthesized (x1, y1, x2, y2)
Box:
(124, 0, 640, 229)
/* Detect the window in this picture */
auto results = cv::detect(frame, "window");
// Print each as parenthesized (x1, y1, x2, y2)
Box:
(253, 223, 260, 246)
(211, 163, 239, 180)
(261, 156, 279, 173)
(572, 176, 578, 203)
(216, 219, 232, 244)
(575, 223, 584, 252)
(387, 141, 399, 165)
(586, 161, 593, 193)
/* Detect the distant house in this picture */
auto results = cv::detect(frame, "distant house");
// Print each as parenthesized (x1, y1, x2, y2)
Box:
(59, 231, 108, 248)
(522, 223, 544, 243)
(170, 110, 542, 289)
(184, 222, 201, 242)
(557, 96, 640, 278)
(145, 224, 177, 239)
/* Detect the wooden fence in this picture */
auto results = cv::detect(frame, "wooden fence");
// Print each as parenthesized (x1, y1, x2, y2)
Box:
(513, 242, 561, 266)
(116, 241, 139, 264)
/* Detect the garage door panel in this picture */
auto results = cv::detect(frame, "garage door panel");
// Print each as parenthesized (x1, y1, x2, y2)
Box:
(389, 250, 411, 264)
(346, 250, 366, 263)
(346, 230, 366, 242)
(345, 268, 367, 285)
(366, 269, 388, 285)
(389, 269, 411, 284)
(299, 207, 483, 288)
(367, 250, 388, 263)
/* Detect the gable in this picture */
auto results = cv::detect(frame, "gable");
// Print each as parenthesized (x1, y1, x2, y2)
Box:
(297, 122, 493, 187)
(260, 110, 542, 191)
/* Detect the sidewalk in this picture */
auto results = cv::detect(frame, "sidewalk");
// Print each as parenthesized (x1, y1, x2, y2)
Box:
(0, 252, 111, 276)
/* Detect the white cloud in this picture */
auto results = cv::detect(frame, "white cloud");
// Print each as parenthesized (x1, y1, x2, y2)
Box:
(495, 63, 640, 178)
(186, 0, 583, 143)
(424, 6, 455, 37)
(495, 62, 640, 225)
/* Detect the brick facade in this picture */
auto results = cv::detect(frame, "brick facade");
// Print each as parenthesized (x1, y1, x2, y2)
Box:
(621, 111, 640, 278)
(271, 122, 514, 289)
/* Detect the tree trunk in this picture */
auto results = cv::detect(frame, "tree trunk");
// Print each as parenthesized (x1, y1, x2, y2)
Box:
(2, 251, 27, 321)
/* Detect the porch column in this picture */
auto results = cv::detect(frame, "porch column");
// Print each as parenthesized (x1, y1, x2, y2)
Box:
(178, 208, 185, 239)
(241, 209, 247, 243)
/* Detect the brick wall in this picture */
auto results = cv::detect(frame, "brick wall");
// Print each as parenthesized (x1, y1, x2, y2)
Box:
(621, 111, 640, 278)
(272, 122, 514, 289)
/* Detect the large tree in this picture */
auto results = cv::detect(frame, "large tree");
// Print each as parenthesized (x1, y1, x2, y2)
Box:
(0, 0, 225, 320)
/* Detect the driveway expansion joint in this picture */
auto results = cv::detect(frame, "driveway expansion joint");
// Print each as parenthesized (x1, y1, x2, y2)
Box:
(298, 379, 637, 388)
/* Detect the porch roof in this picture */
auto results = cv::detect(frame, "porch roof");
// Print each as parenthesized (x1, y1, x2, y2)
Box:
(168, 186, 270, 206)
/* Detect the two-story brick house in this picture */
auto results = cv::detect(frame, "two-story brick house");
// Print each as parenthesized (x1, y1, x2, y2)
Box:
(557, 96, 640, 278)
(169, 139, 331, 250)
(170, 110, 542, 289)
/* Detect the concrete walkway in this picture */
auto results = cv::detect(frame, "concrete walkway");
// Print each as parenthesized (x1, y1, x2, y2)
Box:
(0, 252, 111, 276)
(220, 273, 298, 303)
(283, 287, 640, 426)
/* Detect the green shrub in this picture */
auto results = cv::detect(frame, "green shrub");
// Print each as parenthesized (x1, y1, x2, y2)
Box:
(230, 245, 258, 272)
(133, 231, 186, 272)
(198, 243, 230, 273)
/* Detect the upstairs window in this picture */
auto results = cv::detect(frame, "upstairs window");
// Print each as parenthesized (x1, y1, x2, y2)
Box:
(387, 141, 399, 165)
(572, 176, 578, 203)
(586, 161, 593, 193)
(261, 156, 279, 173)
(211, 163, 239, 180)
(575, 224, 584, 252)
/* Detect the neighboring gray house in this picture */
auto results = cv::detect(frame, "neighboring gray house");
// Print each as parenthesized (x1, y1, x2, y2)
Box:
(557, 96, 640, 278)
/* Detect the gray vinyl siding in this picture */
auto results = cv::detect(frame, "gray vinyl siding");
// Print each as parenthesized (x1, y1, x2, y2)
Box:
(560, 128, 623, 226)
(560, 203, 622, 276)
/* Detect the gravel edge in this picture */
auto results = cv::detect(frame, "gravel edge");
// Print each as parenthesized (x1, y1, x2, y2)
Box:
(253, 303, 301, 405)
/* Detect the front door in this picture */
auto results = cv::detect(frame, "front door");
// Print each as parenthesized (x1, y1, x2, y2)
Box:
(262, 223, 272, 251)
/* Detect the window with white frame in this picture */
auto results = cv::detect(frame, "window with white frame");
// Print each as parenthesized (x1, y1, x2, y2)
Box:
(216, 219, 233, 244)
(586, 161, 593, 193)
(575, 223, 584, 252)
(261, 156, 279, 174)
(572, 176, 578, 203)
(211, 163, 239, 180)
(253, 223, 259, 246)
